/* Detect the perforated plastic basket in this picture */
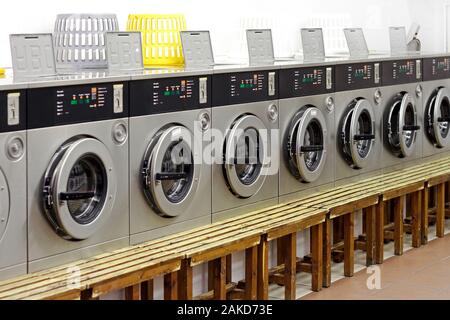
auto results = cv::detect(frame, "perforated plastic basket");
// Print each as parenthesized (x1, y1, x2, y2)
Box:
(54, 14, 119, 70)
(127, 14, 186, 67)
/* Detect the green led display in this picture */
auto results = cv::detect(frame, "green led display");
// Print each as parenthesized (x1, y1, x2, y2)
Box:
(71, 100, 78, 105)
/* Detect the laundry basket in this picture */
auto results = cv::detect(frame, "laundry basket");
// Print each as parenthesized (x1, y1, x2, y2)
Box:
(54, 14, 119, 70)
(127, 14, 186, 67)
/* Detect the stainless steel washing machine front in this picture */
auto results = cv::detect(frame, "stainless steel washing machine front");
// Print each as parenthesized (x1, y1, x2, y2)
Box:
(278, 63, 335, 203)
(0, 87, 27, 280)
(380, 58, 423, 171)
(129, 72, 212, 245)
(27, 78, 130, 272)
(334, 60, 383, 183)
(211, 67, 279, 221)
(422, 55, 450, 159)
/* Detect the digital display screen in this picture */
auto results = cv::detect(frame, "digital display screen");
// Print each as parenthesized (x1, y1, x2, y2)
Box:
(212, 71, 277, 106)
(423, 57, 450, 81)
(382, 59, 422, 85)
(152, 78, 196, 107)
(56, 85, 108, 118)
(335, 63, 380, 92)
(279, 66, 333, 98)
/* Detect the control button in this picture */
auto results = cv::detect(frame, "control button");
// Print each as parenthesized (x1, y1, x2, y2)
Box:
(7, 137, 24, 161)
(199, 77, 207, 104)
(326, 67, 333, 90)
(7, 93, 20, 126)
(268, 72, 276, 96)
(374, 63, 380, 84)
(113, 84, 123, 114)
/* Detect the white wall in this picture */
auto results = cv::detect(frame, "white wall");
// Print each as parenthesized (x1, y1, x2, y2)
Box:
(1, 0, 449, 67)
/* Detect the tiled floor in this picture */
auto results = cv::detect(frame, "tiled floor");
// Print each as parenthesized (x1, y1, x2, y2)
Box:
(300, 220, 450, 300)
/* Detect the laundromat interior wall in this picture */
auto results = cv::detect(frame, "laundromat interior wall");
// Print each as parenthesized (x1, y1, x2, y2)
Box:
(1, 0, 449, 299)
(1, 0, 450, 67)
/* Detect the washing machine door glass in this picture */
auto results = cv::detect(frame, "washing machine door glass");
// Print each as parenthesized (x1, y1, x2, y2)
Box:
(427, 87, 450, 148)
(288, 106, 327, 183)
(341, 99, 376, 169)
(224, 114, 267, 198)
(43, 137, 116, 240)
(142, 125, 199, 218)
(0, 169, 10, 241)
(387, 93, 420, 157)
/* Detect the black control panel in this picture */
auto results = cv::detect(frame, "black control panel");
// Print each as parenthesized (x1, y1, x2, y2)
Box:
(212, 71, 277, 106)
(130, 76, 211, 116)
(423, 57, 450, 81)
(279, 66, 334, 98)
(382, 59, 422, 85)
(0, 90, 26, 133)
(27, 82, 129, 129)
(335, 62, 381, 92)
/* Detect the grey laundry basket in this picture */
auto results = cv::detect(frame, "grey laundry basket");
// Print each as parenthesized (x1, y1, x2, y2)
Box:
(54, 14, 119, 70)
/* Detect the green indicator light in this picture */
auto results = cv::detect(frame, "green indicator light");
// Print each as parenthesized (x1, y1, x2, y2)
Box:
(71, 100, 78, 105)
(85, 99, 90, 104)
(240, 84, 245, 89)
(164, 91, 170, 96)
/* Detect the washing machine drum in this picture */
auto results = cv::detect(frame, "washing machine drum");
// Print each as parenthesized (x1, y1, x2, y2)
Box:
(287, 106, 327, 183)
(223, 114, 268, 198)
(426, 87, 450, 148)
(43, 137, 116, 241)
(142, 125, 199, 218)
(340, 99, 376, 169)
(386, 92, 420, 158)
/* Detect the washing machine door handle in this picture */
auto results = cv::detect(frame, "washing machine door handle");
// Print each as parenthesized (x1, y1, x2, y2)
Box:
(59, 191, 96, 201)
(353, 134, 375, 141)
(403, 125, 421, 131)
(300, 145, 324, 152)
(155, 172, 188, 181)
(437, 116, 450, 123)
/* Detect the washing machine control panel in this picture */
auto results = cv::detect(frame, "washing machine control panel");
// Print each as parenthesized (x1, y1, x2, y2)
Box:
(423, 56, 450, 81)
(335, 62, 381, 92)
(279, 66, 334, 98)
(0, 90, 26, 132)
(27, 82, 129, 129)
(130, 76, 211, 116)
(382, 59, 422, 85)
(212, 70, 278, 106)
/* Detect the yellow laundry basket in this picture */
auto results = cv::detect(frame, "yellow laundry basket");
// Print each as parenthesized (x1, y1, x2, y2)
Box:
(127, 14, 186, 67)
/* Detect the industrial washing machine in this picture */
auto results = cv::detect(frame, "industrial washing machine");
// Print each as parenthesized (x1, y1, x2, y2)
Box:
(0, 84, 27, 280)
(422, 54, 450, 159)
(129, 71, 212, 244)
(27, 76, 129, 272)
(334, 59, 383, 183)
(278, 62, 335, 203)
(381, 57, 423, 172)
(211, 66, 279, 221)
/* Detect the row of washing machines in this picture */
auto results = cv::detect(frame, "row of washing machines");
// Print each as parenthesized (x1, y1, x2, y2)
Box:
(1, 52, 450, 281)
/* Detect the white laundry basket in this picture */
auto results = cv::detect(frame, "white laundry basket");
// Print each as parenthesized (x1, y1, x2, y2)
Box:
(54, 14, 119, 70)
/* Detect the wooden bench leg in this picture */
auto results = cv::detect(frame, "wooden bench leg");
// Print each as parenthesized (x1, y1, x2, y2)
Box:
(311, 224, 323, 292)
(125, 284, 141, 300)
(322, 219, 332, 288)
(277, 237, 286, 266)
(411, 191, 421, 248)
(257, 235, 269, 300)
(365, 205, 375, 266)
(140, 280, 154, 300)
(437, 183, 445, 238)
(284, 233, 296, 300)
(212, 257, 227, 300)
(178, 260, 193, 300)
(421, 187, 429, 245)
(164, 272, 178, 300)
(245, 246, 257, 300)
(344, 213, 354, 277)
(80, 288, 98, 300)
(375, 200, 385, 264)
(394, 196, 404, 256)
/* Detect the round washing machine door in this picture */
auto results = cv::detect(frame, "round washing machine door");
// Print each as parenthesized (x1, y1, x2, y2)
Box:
(224, 114, 268, 199)
(43, 137, 116, 241)
(340, 99, 376, 169)
(0, 169, 10, 241)
(387, 93, 420, 158)
(287, 106, 327, 183)
(426, 87, 450, 148)
(141, 125, 199, 218)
